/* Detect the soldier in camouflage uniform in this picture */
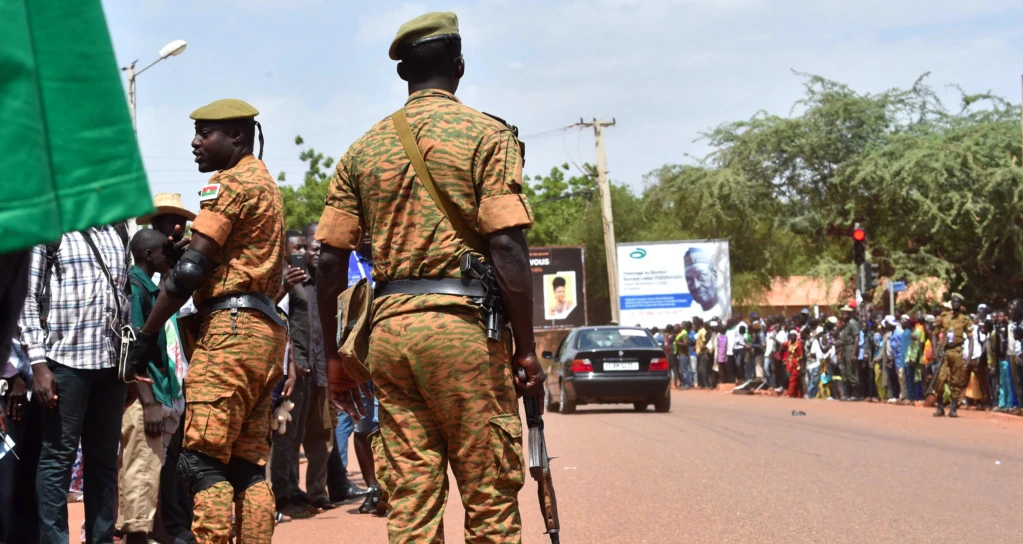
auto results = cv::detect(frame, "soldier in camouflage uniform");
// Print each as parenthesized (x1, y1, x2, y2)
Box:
(932, 293, 972, 418)
(127, 99, 287, 544)
(314, 12, 546, 544)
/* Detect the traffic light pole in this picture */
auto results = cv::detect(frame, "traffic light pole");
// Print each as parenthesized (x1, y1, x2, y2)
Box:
(889, 281, 895, 316)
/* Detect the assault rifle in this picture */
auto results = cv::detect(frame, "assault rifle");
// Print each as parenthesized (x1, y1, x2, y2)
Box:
(517, 367, 561, 543)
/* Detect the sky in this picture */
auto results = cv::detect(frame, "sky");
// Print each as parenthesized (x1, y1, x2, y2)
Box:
(101, 0, 1023, 213)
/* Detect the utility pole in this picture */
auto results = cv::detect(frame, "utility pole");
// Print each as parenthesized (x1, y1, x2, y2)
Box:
(574, 118, 619, 323)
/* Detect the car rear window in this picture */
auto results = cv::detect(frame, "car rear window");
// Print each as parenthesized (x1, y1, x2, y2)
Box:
(576, 329, 658, 350)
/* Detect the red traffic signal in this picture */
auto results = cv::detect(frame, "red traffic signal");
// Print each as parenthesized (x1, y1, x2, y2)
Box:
(852, 228, 866, 242)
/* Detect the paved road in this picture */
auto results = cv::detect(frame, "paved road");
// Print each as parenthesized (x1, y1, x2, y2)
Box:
(69, 388, 1023, 542)
(271, 389, 1023, 543)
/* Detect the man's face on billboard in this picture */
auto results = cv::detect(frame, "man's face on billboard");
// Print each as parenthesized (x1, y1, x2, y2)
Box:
(685, 263, 719, 311)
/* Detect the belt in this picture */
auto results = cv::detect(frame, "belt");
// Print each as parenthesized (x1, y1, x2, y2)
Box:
(374, 278, 485, 299)
(200, 293, 287, 328)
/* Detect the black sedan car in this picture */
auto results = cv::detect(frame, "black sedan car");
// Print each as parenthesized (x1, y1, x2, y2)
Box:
(544, 326, 671, 414)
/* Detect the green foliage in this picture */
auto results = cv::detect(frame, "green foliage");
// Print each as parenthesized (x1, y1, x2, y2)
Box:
(525, 73, 1022, 322)
(696, 73, 1023, 304)
(279, 134, 334, 230)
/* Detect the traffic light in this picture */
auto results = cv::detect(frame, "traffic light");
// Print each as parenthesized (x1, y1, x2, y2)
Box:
(863, 262, 879, 292)
(853, 226, 866, 265)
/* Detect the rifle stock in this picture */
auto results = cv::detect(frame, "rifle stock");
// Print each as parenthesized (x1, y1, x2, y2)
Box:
(518, 368, 561, 543)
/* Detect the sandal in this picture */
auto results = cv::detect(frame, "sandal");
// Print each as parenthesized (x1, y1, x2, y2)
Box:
(275, 511, 292, 525)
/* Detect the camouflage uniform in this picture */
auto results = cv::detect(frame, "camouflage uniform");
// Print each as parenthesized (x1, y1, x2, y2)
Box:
(186, 154, 287, 544)
(933, 312, 972, 402)
(317, 88, 533, 543)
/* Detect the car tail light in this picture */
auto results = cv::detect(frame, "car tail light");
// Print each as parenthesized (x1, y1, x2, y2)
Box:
(570, 359, 593, 372)
(649, 357, 669, 371)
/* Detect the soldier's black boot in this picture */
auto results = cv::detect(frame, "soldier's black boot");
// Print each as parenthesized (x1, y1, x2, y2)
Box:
(933, 399, 945, 417)
(948, 399, 958, 418)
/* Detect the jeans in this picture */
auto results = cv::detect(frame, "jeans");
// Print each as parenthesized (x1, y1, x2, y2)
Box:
(679, 355, 692, 387)
(806, 366, 820, 398)
(37, 363, 125, 544)
(998, 360, 1019, 409)
(335, 410, 354, 469)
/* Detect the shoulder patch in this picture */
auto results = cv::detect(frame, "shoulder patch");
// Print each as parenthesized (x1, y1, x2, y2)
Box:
(198, 184, 220, 202)
(482, 112, 519, 137)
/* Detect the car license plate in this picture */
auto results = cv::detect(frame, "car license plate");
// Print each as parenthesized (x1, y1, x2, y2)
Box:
(604, 361, 639, 371)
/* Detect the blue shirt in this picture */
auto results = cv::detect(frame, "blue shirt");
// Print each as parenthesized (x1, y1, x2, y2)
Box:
(892, 327, 906, 368)
(857, 331, 866, 360)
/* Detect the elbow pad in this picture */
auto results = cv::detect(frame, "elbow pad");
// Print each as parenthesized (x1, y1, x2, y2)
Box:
(165, 248, 213, 298)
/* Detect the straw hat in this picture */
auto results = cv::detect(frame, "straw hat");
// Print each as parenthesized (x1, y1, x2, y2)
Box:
(137, 193, 196, 225)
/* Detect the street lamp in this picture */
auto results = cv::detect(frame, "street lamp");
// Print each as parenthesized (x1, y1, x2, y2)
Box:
(121, 39, 187, 132)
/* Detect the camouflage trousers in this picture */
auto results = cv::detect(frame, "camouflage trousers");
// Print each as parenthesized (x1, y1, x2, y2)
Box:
(183, 310, 286, 544)
(368, 307, 525, 544)
(934, 348, 968, 402)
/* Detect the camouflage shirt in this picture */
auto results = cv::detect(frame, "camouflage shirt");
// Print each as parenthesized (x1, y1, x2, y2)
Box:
(190, 154, 285, 307)
(317, 89, 533, 317)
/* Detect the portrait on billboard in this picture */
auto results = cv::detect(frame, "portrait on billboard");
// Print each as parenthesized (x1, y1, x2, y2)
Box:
(683, 247, 723, 315)
(617, 240, 731, 329)
(544, 272, 578, 321)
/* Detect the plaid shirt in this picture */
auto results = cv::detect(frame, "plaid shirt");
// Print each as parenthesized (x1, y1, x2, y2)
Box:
(19, 225, 130, 369)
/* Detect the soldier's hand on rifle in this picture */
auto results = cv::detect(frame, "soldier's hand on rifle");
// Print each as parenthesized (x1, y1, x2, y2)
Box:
(512, 350, 546, 399)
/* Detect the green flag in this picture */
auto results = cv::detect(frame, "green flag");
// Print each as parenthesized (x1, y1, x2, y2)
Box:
(0, 0, 153, 254)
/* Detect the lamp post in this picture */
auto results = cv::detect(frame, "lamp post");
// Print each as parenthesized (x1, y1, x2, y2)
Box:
(121, 39, 187, 133)
(121, 40, 186, 234)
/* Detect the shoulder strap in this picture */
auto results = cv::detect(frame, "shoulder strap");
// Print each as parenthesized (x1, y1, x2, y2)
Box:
(40, 239, 63, 331)
(128, 275, 154, 322)
(81, 228, 124, 325)
(390, 108, 487, 255)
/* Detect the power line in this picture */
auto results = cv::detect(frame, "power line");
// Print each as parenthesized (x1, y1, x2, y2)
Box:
(520, 124, 586, 140)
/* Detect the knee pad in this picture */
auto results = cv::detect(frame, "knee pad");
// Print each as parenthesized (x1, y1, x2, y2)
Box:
(178, 450, 228, 496)
(226, 457, 266, 493)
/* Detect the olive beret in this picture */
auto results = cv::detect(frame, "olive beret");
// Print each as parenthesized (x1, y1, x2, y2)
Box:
(189, 99, 259, 121)
(389, 12, 459, 61)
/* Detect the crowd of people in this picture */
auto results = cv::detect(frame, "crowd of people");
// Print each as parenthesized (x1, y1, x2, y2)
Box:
(0, 196, 383, 544)
(655, 294, 1023, 416)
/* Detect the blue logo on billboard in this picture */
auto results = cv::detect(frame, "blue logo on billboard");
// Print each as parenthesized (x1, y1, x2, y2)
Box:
(620, 294, 693, 310)
(629, 248, 647, 259)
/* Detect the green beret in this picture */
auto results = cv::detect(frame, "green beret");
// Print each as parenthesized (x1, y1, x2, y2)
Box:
(389, 12, 459, 61)
(189, 99, 259, 121)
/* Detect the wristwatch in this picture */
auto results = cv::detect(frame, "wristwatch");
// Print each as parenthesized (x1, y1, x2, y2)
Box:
(0, 377, 8, 397)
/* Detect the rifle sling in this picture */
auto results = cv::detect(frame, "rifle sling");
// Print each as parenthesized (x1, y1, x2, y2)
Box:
(391, 108, 488, 255)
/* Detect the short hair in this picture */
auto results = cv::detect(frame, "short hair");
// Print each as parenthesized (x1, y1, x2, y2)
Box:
(399, 38, 462, 83)
(129, 228, 165, 262)
(552, 276, 566, 289)
(286, 230, 302, 240)
(303, 223, 318, 240)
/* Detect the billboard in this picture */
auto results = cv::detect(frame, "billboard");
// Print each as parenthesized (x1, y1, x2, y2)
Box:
(530, 246, 587, 328)
(616, 240, 731, 328)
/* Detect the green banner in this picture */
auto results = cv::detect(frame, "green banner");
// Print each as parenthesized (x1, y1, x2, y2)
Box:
(0, 0, 153, 253)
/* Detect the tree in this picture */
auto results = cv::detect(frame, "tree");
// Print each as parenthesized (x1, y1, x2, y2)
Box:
(644, 73, 1023, 306)
(278, 135, 334, 230)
